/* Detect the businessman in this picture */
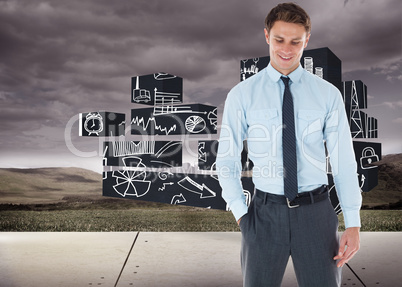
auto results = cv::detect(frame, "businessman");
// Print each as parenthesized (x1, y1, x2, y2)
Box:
(216, 3, 361, 286)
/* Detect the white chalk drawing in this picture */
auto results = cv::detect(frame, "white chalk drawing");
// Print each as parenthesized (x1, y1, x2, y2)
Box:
(133, 76, 151, 103)
(349, 80, 364, 138)
(84, 112, 104, 136)
(185, 116, 206, 133)
(360, 147, 379, 169)
(157, 171, 174, 191)
(113, 141, 156, 157)
(304, 57, 314, 74)
(178, 176, 216, 198)
(359, 173, 366, 192)
(303, 57, 324, 78)
(171, 193, 186, 204)
(149, 160, 174, 167)
(241, 58, 260, 81)
(198, 142, 207, 162)
(154, 141, 181, 158)
(112, 157, 151, 197)
(153, 105, 207, 116)
(159, 182, 174, 191)
(154, 88, 181, 107)
(158, 171, 173, 180)
(315, 67, 323, 78)
(131, 116, 177, 135)
(154, 73, 177, 80)
(207, 108, 218, 130)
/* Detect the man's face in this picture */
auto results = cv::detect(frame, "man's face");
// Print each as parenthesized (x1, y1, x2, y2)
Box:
(264, 20, 310, 76)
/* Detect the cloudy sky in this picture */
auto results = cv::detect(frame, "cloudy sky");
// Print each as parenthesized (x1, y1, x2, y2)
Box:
(0, 0, 401, 173)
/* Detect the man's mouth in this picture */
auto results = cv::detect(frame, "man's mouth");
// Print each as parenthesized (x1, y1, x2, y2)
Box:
(279, 55, 292, 60)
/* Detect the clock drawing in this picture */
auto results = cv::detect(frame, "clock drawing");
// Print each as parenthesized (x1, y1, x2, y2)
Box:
(84, 112, 104, 136)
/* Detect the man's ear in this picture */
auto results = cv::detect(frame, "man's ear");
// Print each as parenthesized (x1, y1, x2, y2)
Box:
(264, 28, 270, 45)
(304, 33, 311, 48)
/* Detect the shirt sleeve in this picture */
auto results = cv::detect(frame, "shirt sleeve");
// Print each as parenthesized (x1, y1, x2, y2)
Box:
(324, 87, 362, 228)
(216, 86, 249, 221)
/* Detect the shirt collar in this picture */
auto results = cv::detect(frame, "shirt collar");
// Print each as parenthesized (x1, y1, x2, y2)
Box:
(266, 63, 303, 84)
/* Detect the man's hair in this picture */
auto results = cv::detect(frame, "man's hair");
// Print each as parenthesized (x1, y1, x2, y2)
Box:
(264, 2, 311, 34)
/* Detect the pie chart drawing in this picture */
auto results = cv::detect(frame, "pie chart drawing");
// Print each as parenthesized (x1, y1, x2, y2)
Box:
(185, 116, 206, 133)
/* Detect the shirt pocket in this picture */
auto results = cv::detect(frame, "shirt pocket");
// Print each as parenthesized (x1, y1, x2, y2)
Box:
(297, 109, 326, 144)
(246, 109, 279, 157)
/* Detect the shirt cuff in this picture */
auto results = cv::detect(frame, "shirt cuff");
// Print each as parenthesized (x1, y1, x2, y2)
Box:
(343, 209, 361, 229)
(230, 200, 249, 222)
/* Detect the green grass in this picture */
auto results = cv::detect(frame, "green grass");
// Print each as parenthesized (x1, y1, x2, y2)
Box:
(0, 208, 400, 232)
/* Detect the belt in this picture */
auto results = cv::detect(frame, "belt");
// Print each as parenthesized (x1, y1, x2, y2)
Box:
(255, 185, 329, 208)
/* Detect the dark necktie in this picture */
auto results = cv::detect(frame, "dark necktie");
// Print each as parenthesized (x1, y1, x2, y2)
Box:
(281, 76, 298, 202)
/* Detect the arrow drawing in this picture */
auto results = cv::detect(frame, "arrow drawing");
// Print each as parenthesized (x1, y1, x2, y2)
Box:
(158, 182, 174, 191)
(198, 142, 207, 162)
(359, 173, 366, 191)
(178, 176, 216, 199)
(171, 193, 186, 205)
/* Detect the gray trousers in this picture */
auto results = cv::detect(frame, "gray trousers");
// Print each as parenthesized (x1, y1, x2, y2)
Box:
(239, 191, 341, 287)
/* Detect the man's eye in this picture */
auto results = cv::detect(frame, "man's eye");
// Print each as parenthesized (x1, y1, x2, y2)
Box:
(276, 39, 283, 43)
(292, 42, 300, 45)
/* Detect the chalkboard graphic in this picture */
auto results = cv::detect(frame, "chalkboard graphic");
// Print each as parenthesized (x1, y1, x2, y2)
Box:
(198, 142, 208, 163)
(133, 76, 151, 103)
(131, 104, 217, 135)
(79, 111, 125, 137)
(83, 112, 103, 136)
(207, 108, 218, 130)
(241, 58, 260, 81)
(178, 176, 216, 199)
(131, 73, 183, 106)
(104, 141, 182, 168)
(360, 147, 379, 169)
(154, 73, 177, 80)
(171, 193, 186, 205)
(112, 160, 152, 198)
(185, 115, 206, 133)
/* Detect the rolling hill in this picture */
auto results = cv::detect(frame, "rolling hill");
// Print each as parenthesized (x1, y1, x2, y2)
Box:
(0, 153, 400, 209)
(0, 167, 102, 204)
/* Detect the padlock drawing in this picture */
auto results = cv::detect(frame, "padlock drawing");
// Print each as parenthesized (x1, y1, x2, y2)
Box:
(360, 147, 379, 169)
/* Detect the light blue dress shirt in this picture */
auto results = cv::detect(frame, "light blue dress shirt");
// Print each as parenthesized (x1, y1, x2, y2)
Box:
(216, 63, 362, 228)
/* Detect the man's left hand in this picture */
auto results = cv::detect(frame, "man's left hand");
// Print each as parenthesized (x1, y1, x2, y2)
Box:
(333, 227, 360, 268)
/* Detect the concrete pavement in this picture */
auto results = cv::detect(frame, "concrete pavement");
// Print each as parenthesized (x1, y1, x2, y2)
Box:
(0, 232, 401, 286)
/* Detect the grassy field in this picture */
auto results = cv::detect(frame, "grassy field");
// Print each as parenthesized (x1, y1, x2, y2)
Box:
(0, 207, 400, 232)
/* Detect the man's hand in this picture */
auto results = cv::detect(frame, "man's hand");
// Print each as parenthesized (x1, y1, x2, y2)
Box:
(333, 227, 360, 267)
(237, 218, 242, 226)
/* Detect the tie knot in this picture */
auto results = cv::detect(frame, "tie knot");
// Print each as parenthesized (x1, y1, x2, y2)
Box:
(281, 76, 290, 87)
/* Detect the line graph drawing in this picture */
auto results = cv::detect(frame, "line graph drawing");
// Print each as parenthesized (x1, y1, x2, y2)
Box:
(131, 104, 217, 135)
(131, 116, 177, 135)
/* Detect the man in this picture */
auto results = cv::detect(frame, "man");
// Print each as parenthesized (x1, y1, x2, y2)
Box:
(216, 3, 361, 287)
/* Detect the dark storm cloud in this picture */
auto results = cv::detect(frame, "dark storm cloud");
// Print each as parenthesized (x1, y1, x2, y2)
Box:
(0, 0, 400, 169)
